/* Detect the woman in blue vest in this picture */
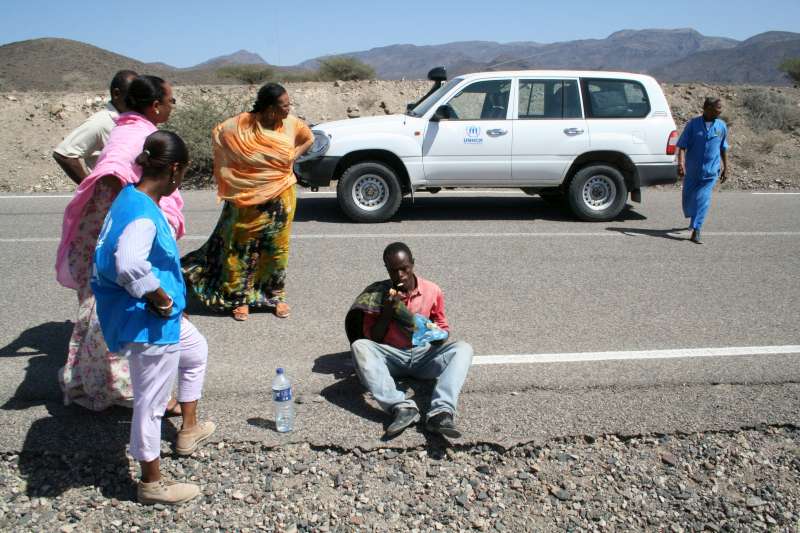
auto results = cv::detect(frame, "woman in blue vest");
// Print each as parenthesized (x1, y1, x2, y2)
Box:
(92, 130, 215, 505)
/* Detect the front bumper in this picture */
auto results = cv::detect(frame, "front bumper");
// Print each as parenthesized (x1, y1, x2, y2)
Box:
(295, 156, 341, 188)
(634, 163, 678, 188)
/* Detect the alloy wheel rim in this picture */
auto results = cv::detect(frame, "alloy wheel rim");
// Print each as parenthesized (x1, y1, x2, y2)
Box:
(352, 174, 389, 211)
(582, 175, 616, 211)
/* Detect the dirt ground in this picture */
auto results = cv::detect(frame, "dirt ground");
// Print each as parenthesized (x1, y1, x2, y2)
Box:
(0, 80, 798, 192)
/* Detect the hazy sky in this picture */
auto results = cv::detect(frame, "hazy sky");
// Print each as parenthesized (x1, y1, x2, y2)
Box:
(1, 0, 798, 67)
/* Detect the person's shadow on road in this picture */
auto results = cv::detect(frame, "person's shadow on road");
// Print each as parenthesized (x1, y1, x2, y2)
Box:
(313, 351, 385, 425)
(605, 226, 689, 241)
(0, 321, 73, 409)
(0, 321, 175, 501)
(312, 351, 459, 447)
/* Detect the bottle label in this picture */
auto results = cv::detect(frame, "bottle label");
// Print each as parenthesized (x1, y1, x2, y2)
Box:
(273, 388, 292, 402)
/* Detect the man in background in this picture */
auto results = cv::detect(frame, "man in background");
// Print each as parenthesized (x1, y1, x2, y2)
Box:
(677, 96, 730, 244)
(53, 69, 138, 185)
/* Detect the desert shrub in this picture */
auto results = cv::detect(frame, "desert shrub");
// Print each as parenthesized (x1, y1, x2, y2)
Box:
(741, 88, 800, 132)
(779, 57, 800, 84)
(757, 131, 783, 153)
(317, 56, 375, 81)
(164, 94, 248, 188)
(217, 65, 275, 85)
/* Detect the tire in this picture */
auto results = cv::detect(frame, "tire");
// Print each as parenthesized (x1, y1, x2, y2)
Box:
(566, 164, 628, 221)
(337, 161, 403, 223)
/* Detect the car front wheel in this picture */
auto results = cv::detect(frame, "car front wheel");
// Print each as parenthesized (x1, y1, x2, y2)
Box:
(337, 161, 403, 222)
(567, 165, 628, 221)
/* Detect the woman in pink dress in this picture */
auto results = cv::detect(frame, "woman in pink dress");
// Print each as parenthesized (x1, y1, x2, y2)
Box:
(55, 75, 185, 411)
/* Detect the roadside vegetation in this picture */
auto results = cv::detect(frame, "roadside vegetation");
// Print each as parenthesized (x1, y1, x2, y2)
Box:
(316, 56, 376, 81)
(779, 57, 800, 84)
(164, 93, 248, 188)
(216, 65, 275, 85)
(215, 56, 375, 85)
(740, 87, 800, 132)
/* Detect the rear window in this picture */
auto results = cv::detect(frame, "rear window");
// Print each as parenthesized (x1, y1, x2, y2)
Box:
(582, 78, 650, 119)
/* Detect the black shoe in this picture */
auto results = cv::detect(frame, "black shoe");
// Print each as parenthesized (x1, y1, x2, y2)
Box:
(425, 413, 462, 439)
(690, 229, 703, 244)
(385, 407, 419, 437)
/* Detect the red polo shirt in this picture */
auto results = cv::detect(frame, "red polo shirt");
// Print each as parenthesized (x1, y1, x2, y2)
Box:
(362, 275, 449, 349)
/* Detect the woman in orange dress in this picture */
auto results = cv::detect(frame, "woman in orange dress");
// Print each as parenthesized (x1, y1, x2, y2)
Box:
(182, 83, 313, 321)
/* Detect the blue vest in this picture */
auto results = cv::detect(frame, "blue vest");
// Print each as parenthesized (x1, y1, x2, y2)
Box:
(91, 185, 186, 352)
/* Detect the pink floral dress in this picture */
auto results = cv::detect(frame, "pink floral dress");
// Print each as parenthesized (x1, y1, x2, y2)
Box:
(58, 181, 133, 410)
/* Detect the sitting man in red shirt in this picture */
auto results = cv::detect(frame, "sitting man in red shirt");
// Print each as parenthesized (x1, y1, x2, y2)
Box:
(345, 242, 473, 438)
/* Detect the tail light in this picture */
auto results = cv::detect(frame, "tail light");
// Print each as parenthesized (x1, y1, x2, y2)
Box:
(666, 130, 678, 155)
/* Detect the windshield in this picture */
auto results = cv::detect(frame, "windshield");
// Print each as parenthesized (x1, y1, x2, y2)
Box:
(407, 77, 463, 117)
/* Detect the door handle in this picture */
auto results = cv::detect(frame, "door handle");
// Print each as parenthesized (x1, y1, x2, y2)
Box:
(563, 128, 585, 136)
(486, 129, 508, 137)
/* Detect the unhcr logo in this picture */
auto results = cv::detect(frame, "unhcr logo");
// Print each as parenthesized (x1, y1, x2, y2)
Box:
(464, 125, 483, 144)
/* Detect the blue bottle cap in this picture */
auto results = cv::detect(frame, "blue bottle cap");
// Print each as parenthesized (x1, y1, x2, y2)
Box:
(276, 367, 284, 374)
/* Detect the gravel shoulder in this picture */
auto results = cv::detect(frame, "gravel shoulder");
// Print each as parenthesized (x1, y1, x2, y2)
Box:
(1, 427, 798, 532)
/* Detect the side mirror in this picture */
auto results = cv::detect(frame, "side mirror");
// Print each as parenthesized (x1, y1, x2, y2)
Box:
(431, 105, 451, 122)
(406, 103, 415, 112)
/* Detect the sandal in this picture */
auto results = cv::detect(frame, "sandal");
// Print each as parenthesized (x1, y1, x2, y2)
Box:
(274, 302, 291, 318)
(232, 305, 249, 321)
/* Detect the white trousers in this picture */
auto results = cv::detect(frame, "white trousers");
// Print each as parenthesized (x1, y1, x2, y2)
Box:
(122, 317, 208, 462)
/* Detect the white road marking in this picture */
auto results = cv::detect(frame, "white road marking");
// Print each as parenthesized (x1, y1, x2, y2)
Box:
(0, 238, 61, 242)
(0, 195, 73, 199)
(2, 231, 800, 244)
(473, 345, 800, 366)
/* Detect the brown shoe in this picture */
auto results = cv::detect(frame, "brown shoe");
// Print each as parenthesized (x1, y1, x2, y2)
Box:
(176, 421, 216, 456)
(274, 302, 291, 318)
(137, 478, 199, 505)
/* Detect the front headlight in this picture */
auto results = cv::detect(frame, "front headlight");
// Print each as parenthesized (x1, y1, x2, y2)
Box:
(297, 130, 330, 162)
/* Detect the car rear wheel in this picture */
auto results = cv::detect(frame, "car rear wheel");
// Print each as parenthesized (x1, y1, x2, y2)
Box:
(337, 161, 403, 222)
(567, 165, 627, 221)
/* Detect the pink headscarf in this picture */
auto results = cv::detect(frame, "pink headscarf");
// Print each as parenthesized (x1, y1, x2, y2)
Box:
(55, 112, 186, 289)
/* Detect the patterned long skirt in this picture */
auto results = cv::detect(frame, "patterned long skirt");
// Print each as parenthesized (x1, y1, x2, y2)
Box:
(182, 185, 296, 311)
(59, 181, 133, 411)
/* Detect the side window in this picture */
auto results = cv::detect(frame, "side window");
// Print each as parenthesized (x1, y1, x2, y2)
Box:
(445, 79, 511, 120)
(583, 79, 650, 118)
(518, 79, 583, 119)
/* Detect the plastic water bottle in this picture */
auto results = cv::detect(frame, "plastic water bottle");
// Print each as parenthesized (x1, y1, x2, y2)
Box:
(272, 368, 294, 432)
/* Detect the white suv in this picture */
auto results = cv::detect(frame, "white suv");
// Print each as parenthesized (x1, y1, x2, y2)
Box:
(297, 68, 678, 222)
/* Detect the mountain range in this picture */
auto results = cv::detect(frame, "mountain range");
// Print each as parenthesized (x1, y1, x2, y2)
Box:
(0, 29, 797, 91)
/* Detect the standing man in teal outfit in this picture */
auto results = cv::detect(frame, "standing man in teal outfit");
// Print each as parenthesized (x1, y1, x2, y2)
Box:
(677, 97, 730, 244)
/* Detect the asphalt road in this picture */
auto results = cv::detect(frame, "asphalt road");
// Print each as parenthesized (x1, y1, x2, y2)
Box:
(1, 189, 798, 453)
